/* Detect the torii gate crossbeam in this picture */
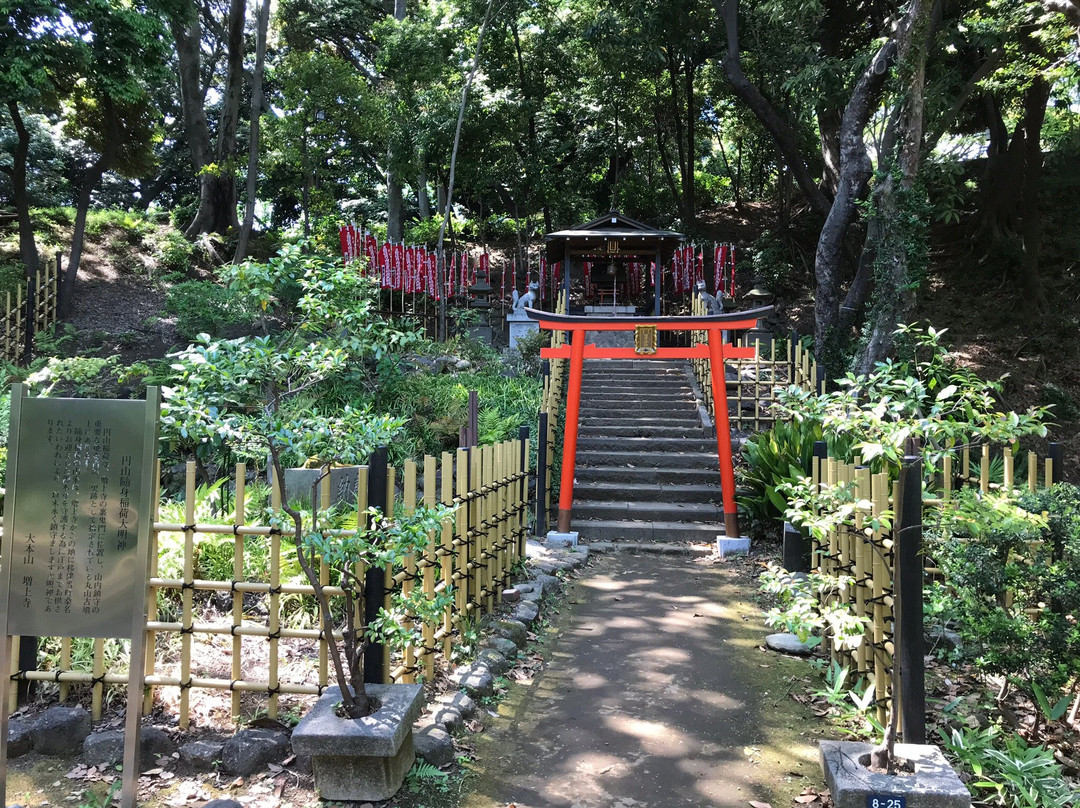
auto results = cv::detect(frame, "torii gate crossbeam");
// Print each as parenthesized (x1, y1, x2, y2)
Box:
(526, 306, 774, 540)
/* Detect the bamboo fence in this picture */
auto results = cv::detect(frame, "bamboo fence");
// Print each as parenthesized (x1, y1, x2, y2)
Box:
(2, 260, 59, 364)
(810, 444, 1064, 726)
(689, 296, 820, 430)
(6, 436, 531, 728)
(538, 290, 568, 519)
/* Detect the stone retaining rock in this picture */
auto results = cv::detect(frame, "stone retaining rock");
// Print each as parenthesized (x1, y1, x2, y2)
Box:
(475, 649, 510, 676)
(82, 726, 173, 767)
(31, 706, 91, 755)
(512, 601, 540, 626)
(426, 705, 463, 733)
(180, 739, 226, 768)
(492, 619, 528, 647)
(765, 632, 816, 656)
(531, 573, 561, 595)
(414, 725, 455, 767)
(449, 664, 494, 700)
(7, 717, 32, 758)
(436, 691, 477, 720)
(481, 636, 518, 659)
(221, 728, 290, 776)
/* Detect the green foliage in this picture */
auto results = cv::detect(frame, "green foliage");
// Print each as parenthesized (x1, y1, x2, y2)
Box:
(163, 280, 253, 341)
(33, 323, 78, 357)
(758, 563, 867, 648)
(24, 355, 120, 398)
(0, 260, 25, 297)
(775, 325, 1049, 472)
(940, 725, 1077, 808)
(511, 329, 548, 377)
(926, 486, 1080, 700)
(740, 417, 823, 531)
(1039, 384, 1080, 422)
(748, 231, 798, 295)
(405, 760, 451, 795)
(153, 230, 195, 276)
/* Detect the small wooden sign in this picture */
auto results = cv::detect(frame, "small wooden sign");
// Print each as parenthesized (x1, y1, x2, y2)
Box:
(0, 385, 159, 808)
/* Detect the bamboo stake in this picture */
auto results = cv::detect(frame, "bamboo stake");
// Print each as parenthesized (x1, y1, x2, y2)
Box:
(980, 444, 990, 494)
(231, 463, 246, 719)
(180, 461, 196, 729)
(267, 470, 281, 718)
(59, 638, 71, 703)
(943, 455, 953, 501)
(402, 460, 417, 683)
(442, 452, 456, 658)
(91, 638, 105, 719)
(1004, 450, 1014, 490)
(423, 455, 438, 681)
(144, 458, 161, 714)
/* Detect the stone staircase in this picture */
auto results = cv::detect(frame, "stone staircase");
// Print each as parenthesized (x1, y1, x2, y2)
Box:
(571, 359, 728, 543)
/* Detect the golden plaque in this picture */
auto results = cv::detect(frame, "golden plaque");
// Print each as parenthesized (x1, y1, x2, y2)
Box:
(634, 324, 658, 355)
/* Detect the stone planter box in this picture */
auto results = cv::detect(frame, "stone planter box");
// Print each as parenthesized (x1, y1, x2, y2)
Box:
(292, 683, 425, 802)
(820, 740, 971, 808)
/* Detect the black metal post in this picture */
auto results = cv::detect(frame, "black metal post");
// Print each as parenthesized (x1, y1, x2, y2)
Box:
(1049, 442, 1064, 485)
(468, 390, 479, 447)
(536, 412, 549, 538)
(17, 638, 37, 704)
(518, 425, 529, 556)
(788, 329, 798, 386)
(895, 455, 926, 744)
(363, 446, 388, 685)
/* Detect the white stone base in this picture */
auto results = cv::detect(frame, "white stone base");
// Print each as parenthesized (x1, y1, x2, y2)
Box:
(716, 536, 751, 557)
(546, 531, 579, 547)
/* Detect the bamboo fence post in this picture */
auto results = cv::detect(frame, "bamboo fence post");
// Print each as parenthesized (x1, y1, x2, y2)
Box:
(943, 455, 953, 501)
(144, 458, 161, 714)
(871, 471, 889, 726)
(90, 638, 105, 720)
(268, 469, 282, 718)
(1028, 451, 1038, 494)
(179, 461, 196, 729)
(383, 465, 395, 681)
(231, 463, 246, 719)
(495, 442, 505, 601)
(962, 445, 970, 482)
(1004, 450, 1014, 490)
(59, 639, 71, 703)
(980, 444, 990, 494)
(855, 466, 871, 674)
(402, 460, 417, 683)
(483, 443, 495, 613)
(456, 448, 470, 616)
(423, 455, 438, 681)
(441, 452, 456, 657)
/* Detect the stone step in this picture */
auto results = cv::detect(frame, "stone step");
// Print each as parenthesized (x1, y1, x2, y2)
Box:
(572, 500, 724, 522)
(579, 415, 705, 429)
(580, 401, 700, 416)
(579, 382, 694, 394)
(577, 424, 709, 439)
(575, 448, 719, 468)
(579, 388, 696, 399)
(574, 464, 722, 485)
(575, 519, 724, 543)
(574, 481, 723, 503)
(575, 436, 717, 454)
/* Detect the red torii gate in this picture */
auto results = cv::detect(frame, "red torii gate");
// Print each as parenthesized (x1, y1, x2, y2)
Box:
(526, 306, 774, 540)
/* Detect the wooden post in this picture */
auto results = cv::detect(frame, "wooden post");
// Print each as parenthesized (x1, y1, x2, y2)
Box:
(518, 426, 529, 555)
(706, 326, 740, 538)
(895, 456, 926, 745)
(536, 413, 548, 537)
(440, 451, 455, 658)
(364, 447, 388, 684)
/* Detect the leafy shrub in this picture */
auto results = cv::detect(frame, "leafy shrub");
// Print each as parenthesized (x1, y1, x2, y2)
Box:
(153, 230, 195, 276)
(759, 563, 867, 648)
(739, 417, 822, 533)
(164, 280, 253, 341)
(748, 231, 798, 294)
(0, 260, 26, 297)
(940, 725, 1077, 808)
(1040, 383, 1080, 422)
(24, 355, 121, 398)
(927, 486, 1080, 700)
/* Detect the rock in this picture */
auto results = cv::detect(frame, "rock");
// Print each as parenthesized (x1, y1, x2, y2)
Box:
(501, 588, 521, 603)
(492, 620, 528, 647)
(201, 801, 244, 808)
(425, 706, 463, 733)
(531, 573, 561, 595)
(180, 739, 226, 768)
(928, 627, 963, 653)
(436, 691, 477, 720)
(31, 706, 91, 755)
(481, 636, 518, 660)
(765, 633, 816, 657)
(7, 717, 32, 758)
(450, 664, 494, 700)
(512, 601, 540, 626)
(413, 725, 455, 768)
(519, 589, 542, 603)
(475, 648, 510, 676)
(82, 727, 170, 767)
(532, 560, 566, 575)
(514, 582, 539, 594)
(454, 359, 471, 370)
(221, 728, 290, 776)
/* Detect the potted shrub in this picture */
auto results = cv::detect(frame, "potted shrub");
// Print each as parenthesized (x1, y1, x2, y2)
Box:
(161, 246, 455, 800)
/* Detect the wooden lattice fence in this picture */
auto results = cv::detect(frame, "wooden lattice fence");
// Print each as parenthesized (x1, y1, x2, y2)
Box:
(5, 437, 531, 728)
(2, 258, 59, 364)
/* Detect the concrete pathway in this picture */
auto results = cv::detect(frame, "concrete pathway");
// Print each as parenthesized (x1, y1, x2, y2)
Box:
(463, 551, 821, 808)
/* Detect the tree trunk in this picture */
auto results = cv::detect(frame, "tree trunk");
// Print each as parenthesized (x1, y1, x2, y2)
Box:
(417, 158, 431, 220)
(684, 62, 696, 224)
(234, 0, 271, 263)
(386, 0, 408, 242)
(814, 33, 901, 373)
(4, 101, 40, 278)
(1018, 77, 1050, 309)
(61, 101, 120, 317)
(713, 0, 831, 218)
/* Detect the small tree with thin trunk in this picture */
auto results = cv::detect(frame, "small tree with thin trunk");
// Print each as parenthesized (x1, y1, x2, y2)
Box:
(162, 245, 453, 717)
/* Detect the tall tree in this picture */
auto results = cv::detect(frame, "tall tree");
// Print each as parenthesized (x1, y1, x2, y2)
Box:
(170, 0, 246, 237)
(234, 0, 272, 262)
